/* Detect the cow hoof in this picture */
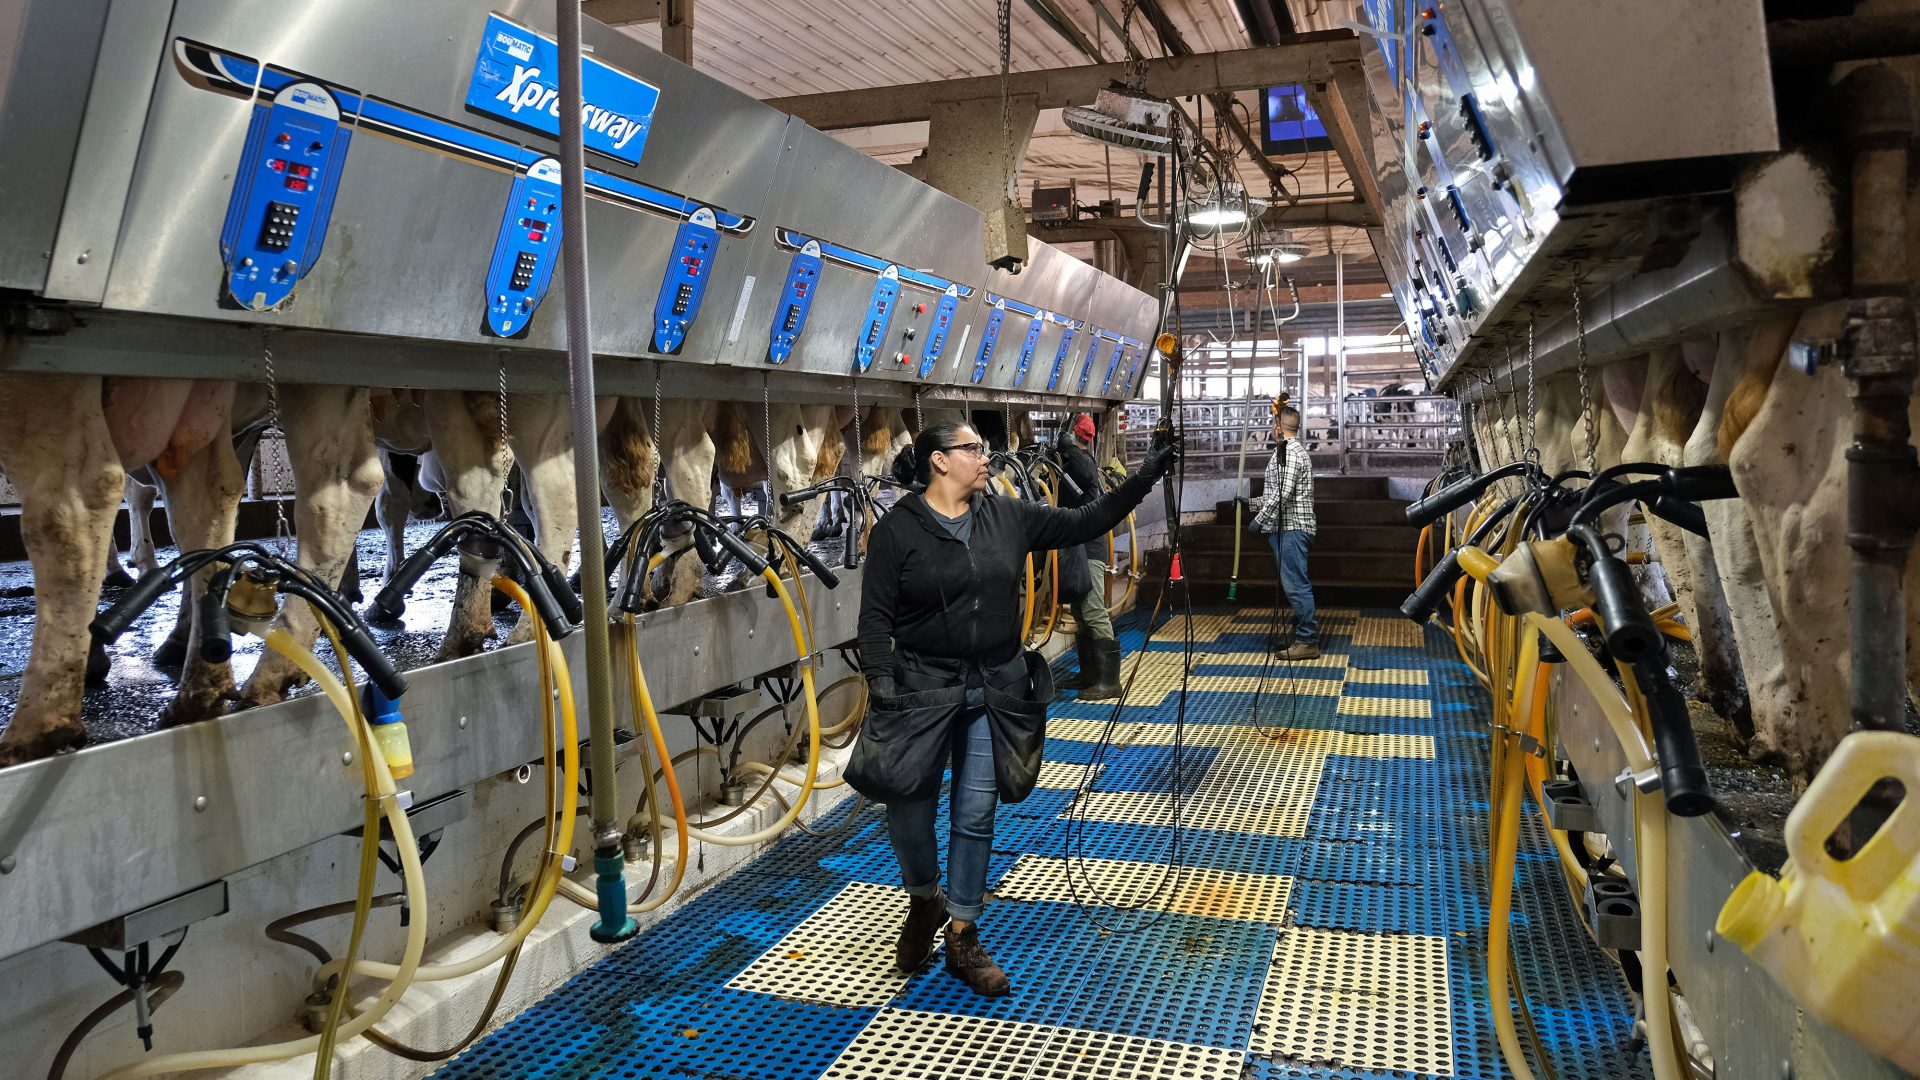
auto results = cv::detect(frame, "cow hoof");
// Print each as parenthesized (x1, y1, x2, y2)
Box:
(0, 719, 88, 767)
(85, 638, 112, 688)
(152, 634, 188, 672)
(159, 689, 232, 729)
(102, 565, 136, 591)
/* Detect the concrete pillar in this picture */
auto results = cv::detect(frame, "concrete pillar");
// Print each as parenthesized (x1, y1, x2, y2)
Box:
(662, 0, 692, 63)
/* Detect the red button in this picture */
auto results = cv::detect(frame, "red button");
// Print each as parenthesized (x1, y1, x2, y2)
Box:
(916, 303, 927, 314)
(275, 132, 290, 145)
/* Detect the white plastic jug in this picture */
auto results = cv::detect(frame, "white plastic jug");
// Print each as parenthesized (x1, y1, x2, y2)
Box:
(1716, 730, 1920, 1072)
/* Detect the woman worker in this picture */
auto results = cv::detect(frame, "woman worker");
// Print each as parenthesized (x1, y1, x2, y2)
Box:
(854, 418, 1177, 997)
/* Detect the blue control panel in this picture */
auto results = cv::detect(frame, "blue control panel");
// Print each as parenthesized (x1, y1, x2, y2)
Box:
(1044, 323, 1080, 391)
(482, 156, 561, 337)
(917, 285, 960, 379)
(767, 239, 822, 365)
(855, 265, 902, 372)
(1011, 316, 1045, 387)
(652, 207, 719, 354)
(1102, 342, 1131, 395)
(971, 303, 1008, 383)
(1078, 333, 1107, 394)
(219, 78, 354, 312)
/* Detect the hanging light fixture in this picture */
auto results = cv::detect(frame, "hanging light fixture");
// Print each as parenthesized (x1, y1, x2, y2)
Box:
(1187, 179, 1249, 228)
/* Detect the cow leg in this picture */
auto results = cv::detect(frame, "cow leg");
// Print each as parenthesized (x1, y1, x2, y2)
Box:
(367, 449, 416, 626)
(102, 477, 139, 589)
(599, 396, 657, 532)
(240, 386, 381, 706)
(155, 425, 245, 725)
(655, 400, 716, 606)
(0, 374, 121, 764)
(421, 391, 508, 658)
(502, 393, 576, 645)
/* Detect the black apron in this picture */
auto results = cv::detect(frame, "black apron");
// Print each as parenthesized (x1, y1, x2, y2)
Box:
(844, 648, 1054, 804)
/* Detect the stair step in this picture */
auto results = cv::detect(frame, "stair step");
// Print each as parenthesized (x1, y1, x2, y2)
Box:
(1145, 549, 1410, 583)
(1310, 499, 1414, 527)
(1177, 523, 1418, 554)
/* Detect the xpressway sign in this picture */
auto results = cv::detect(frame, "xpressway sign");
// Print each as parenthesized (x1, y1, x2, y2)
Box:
(465, 13, 659, 166)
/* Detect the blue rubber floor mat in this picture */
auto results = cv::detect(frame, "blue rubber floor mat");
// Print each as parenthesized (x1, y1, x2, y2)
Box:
(434, 605, 1652, 1080)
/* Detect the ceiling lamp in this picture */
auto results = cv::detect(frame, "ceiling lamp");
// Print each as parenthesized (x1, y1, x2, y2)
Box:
(1063, 85, 1175, 156)
(1245, 226, 1310, 265)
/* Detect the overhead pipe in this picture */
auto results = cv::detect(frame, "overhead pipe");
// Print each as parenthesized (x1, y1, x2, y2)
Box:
(1455, 212, 1767, 403)
(554, 0, 637, 943)
(1838, 66, 1919, 735)
(1770, 16, 1920, 68)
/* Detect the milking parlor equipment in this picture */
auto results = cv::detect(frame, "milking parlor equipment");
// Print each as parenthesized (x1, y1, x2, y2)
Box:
(0, 0, 1157, 1073)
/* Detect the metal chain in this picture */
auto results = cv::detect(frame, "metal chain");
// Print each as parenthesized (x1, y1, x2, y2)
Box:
(1121, 0, 1147, 84)
(1525, 316, 1539, 461)
(261, 334, 292, 550)
(1003, 400, 1014, 451)
(497, 355, 515, 518)
(913, 386, 924, 432)
(851, 377, 863, 478)
(1572, 274, 1596, 475)
(651, 368, 665, 503)
(762, 376, 775, 511)
(997, 0, 1013, 196)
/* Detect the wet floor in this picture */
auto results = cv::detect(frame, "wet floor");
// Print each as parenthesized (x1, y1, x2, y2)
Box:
(0, 506, 851, 750)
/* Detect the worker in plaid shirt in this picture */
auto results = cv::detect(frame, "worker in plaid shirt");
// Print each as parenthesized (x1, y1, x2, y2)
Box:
(1250, 405, 1319, 659)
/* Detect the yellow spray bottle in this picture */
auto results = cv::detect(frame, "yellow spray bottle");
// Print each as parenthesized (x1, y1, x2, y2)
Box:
(1716, 730, 1920, 1072)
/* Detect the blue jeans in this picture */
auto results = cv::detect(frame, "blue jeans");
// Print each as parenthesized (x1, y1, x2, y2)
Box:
(886, 692, 997, 922)
(1269, 530, 1318, 644)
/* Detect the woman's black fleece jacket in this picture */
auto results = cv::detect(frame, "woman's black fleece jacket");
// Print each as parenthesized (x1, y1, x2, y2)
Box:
(858, 469, 1155, 681)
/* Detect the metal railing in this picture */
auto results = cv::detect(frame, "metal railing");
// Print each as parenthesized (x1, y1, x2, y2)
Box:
(1122, 395, 1461, 476)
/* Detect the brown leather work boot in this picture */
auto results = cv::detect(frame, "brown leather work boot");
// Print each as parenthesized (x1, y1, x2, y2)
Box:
(895, 890, 948, 972)
(1275, 641, 1321, 661)
(943, 923, 1011, 997)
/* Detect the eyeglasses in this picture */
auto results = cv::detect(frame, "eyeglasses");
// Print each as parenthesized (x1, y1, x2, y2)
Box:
(939, 441, 987, 458)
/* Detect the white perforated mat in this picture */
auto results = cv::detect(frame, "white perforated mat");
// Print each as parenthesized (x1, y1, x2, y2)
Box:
(726, 881, 916, 1007)
(1251, 926, 1453, 1074)
(994, 854, 1294, 923)
(819, 1009, 1245, 1080)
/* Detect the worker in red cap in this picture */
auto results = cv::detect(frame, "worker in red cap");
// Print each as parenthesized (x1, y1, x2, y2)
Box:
(1054, 412, 1122, 698)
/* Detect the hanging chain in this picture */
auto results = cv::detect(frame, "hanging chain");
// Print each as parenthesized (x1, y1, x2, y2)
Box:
(913, 386, 924, 432)
(851, 377, 863, 479)
(997, 0, 1013, 198)
(651, 368, 665, 504)
(1525, 316, 1539, 461)
(1003, 400, 1014, 451)
(260, 334, 292, 550)
(762, 376, 775, 512)
(1572, 274, 1597, 475)
(1121, 0, 1147, 85)
(496, 355, 515, 519)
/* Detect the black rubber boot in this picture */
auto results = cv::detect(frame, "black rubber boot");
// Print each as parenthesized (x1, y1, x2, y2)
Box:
(943, 924, 1011, 997)
(1077, 639, 1124, 701)
(895, 889, 948, 972)
(1058, 631, 1095, 690)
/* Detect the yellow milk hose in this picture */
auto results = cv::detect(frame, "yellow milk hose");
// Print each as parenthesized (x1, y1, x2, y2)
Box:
(333, 577, 578, 984)
(97, 632, 429, 1079)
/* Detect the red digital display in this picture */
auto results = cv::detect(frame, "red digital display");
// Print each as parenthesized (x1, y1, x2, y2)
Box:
(289, 163, 313, 178)
(528, 230, 545, 242)
(285, 177, 309, 192)
(267, 159, 286, 172)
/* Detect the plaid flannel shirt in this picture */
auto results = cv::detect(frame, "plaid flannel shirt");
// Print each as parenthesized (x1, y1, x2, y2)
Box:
(1252, 438, 1315, 535)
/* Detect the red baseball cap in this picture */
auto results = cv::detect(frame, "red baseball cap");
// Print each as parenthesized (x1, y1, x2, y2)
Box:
(1072, 413, 1096, 441)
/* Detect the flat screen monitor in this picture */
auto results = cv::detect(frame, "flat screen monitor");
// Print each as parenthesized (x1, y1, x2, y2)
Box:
(1262, 84, 1333, 155)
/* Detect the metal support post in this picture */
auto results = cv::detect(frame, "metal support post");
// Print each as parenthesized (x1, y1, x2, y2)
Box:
(1839, 66, 1919, 735)
(662, 0, 693, 63)
(1335, 250, 1348, 474)
(555, 0, 636, 943)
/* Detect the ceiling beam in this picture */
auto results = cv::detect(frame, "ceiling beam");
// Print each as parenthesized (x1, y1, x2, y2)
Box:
(1305, 59, 1385, 223)
(1024, 0, 1106, 64)
(1130, 0, 1295, 202)
(1029, 197, 1376, 246)
(765, 31, 1357, 130)
(581, 0, 662, 27)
